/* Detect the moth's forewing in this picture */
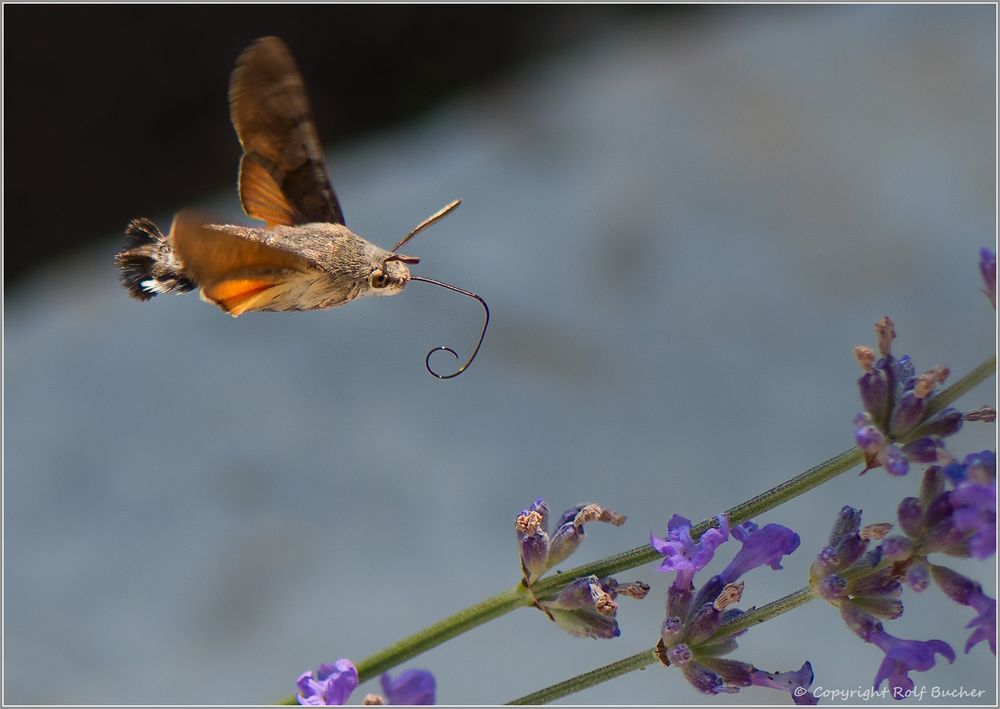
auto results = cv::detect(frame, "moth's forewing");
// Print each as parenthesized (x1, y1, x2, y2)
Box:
(229, 36, 345, 226)
(169, 210, 314, 315)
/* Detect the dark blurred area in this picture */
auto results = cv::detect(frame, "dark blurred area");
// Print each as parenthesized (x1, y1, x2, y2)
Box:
(4, 4, 704, 287)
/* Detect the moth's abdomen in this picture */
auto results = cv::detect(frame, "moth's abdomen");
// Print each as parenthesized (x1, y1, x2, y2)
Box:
(242, 271, 367, 313)
(115, 218, 195, 300)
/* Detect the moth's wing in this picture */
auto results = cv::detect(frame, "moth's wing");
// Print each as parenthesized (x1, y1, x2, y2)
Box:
(229, 36, 345, 226)
(169, 210, 313, 316)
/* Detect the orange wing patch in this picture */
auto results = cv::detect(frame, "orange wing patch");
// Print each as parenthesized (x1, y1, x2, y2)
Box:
(239, 155, 297, 226)
(202, 278, 281, 316)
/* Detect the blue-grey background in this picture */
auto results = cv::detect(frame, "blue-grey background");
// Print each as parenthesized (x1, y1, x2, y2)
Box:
(5, 5, 996, 705)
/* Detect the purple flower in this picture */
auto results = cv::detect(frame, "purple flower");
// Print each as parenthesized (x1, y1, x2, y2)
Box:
(720, 522, 800, 584)
(944, 450, 996, 485)
(518, 512, 649, 643)
(296, 662, 437, 706)
(654, 515, 813, 704)
(811, 509, 908, 642)
(881, 535, 913, 561)
(929, 564, 996, 655)
(908, 407, 964, 440)
(539, 574, 650, 639)
(940, 451, 996, 558)
(980, 248, 996, 309)
(667, 653, 819, 705)
(518, 499, 646, 638)
(964, 588, 996, 655)
(881, 444, 910, 476)
(296, 660, 359, 706)
(899, 437, 946, 465)
(870, 630, 955, 698)
(750, 661, 818, 705)
(514, 498, 550, 583)
(891, 455, 997, 560)
(380, 669, 436, 705)
(543, 576, 621, 639)
(516, 499, 625, 585)
(852, 319, 963, 477)
(854, 414, 886, 453)
(949, 480, 996, 559)
(811, 506, 869, 576)
(677, 659, 733, 695)
(903, 558, 929, 592)
(650, 514, 729, 589)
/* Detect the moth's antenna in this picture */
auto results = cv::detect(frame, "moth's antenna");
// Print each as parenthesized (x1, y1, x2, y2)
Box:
(390, 199, 461, 255)
(409, 276, 489, 379)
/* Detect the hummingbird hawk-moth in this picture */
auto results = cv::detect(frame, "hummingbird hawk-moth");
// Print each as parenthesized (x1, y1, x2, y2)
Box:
(116, 36, 488, 378)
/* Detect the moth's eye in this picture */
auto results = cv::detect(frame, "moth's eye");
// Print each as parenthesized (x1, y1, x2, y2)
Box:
(370, 271, 389, 288)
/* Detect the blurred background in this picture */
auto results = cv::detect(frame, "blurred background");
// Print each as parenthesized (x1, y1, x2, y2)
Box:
(4, 4, 996, 705)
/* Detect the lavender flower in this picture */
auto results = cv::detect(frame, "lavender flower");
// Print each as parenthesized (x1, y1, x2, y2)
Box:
(849, 461, 996, 659)
(516, 498, 646, 638)
(296, 662, 436, 706)
(296, 660, 359, 706)
(650, 514, 729, 588)
(750, 662, 819, 705)
(516, 499, 625, 585)
(963, 590, 997, 655)
(810, 508, 903, 628)
(980, 248, 996, 309)
(651, 515, 812, 703)
(944, 451, 997, 559)
(881, 460, 997, 563)
(379, 669, 436, 705)
(810, 506, 876, 579)
(516, 498, 551, 583)
(949, 480, 996, 559)
(870, 630, 955, 697)
(810, 507, 976, 699)
(720, 521, 800, 583)
(944, 449, 996, 485)
(852, 318, 965, 476)
(929, 564, 997, 655)
(539, 574, 650, 639)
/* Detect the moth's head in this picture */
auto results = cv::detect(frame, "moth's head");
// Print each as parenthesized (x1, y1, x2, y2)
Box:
(368, 253, 420, 296)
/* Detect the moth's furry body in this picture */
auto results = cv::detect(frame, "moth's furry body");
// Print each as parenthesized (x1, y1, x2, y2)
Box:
(116, 216, 410, 316)
(210, 222, 409, 311)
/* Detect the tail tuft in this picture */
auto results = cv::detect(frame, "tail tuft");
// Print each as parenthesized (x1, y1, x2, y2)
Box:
(115, 218, 195, 300)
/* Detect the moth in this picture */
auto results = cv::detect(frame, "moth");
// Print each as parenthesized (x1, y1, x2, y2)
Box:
(116, 36, 487, 378)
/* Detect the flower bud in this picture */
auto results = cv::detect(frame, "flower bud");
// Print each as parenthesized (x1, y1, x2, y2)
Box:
(897, 497, 923, 537)
(880, 535, 913, 561)
(839, 600, 882, 642)
(889, 390, 926, 436)
(905, 558, 930, 592)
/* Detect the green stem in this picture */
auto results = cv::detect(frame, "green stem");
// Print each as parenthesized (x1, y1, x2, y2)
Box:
(355, 586, 532, 681)
(274, 355, 994, 704)
(506, 649, 659, 705)
(705, 585, 815, 643)
(276, 585, 534, 704)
